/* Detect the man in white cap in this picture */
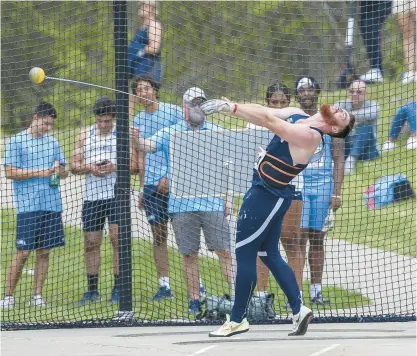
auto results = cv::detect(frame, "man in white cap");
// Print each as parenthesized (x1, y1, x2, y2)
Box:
(132, 87, 233, 316)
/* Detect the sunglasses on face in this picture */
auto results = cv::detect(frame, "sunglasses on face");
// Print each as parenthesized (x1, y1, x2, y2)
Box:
(188, 98, 207, 107)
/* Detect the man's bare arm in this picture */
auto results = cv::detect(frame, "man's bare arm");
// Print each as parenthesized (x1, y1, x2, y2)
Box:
(130, 127, 157, 153)
(5, 165, 54, 180)
(130, 140, 141, 175)
(201, 100, 316, 147)
(146, 20, 162, 55)
(332, 137, 345, 197)
(138, 136, 157, 153)
(233, 104, 319, 148)
(71, 131, 94, 174)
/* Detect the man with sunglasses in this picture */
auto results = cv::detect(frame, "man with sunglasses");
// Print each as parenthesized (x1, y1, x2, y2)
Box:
(335, 80, 380, 175)
(132, 87, 233, 315)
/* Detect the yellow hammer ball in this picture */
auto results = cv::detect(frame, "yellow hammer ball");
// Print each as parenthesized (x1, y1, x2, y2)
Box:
(29, 67, 45, 84)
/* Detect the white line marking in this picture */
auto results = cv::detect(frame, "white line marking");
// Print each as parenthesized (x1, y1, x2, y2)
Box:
(189, 345, 217, 355)
(308, 344, 340, 356)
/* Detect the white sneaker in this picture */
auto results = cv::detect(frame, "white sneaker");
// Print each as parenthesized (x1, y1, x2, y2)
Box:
(29, 295, 47, 307)
(288, 305, 313, 336)
(360, 68, 384, 83)
(209, 314, 250, 337)
(406, 136, 417, 150)
(382, 141, 396, 152)
(344, 156, 356, 175)
(0, 296, 15, 309)
(401, 71, 416, 85)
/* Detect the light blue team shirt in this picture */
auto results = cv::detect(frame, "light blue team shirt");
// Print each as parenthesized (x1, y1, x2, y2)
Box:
(133, 103, 183, 186)
(150, 120, 225, 214)
(4, 130, 66, 214)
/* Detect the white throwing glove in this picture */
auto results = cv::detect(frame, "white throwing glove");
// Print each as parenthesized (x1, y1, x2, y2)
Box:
(200, 98, 235, 115)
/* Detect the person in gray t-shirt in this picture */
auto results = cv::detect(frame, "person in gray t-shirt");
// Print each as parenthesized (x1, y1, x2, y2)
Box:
(334, 80, 380, 175)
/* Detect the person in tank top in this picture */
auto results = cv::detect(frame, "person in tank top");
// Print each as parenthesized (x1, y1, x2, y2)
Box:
(71, 96, 140, 306)
(200, 97, 355, 337)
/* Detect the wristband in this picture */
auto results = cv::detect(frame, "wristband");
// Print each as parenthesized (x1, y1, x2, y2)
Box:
(233, 104, 238, 113)
(332, 195, 341, 199)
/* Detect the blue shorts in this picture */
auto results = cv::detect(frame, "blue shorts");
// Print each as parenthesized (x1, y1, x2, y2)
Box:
(143, 185, 169, 225)
(82, 199, 119, 232)
(301, 188, 332, 231)
(345, 124, 379, 161)
(16, 211, 65, 251)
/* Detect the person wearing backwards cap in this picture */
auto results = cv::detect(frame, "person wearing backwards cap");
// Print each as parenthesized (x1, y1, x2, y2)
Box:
(132, 87, 233, 315)
(293, 76, 346, 306)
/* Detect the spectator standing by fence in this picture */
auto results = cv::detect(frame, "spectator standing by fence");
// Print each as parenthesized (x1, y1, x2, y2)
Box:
(358, 1, 392, 84)
(133, 88, 233, 315)
(71, 97, 140, 305)
(131, 76, 183, 301)
(295, 77, 345, 306)
(1, 102, 69, 309)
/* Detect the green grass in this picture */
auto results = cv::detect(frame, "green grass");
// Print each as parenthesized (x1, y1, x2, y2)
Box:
(1, 209, 370, 324)
(326, 81, 416, 256)
(1, 80, 412, 324)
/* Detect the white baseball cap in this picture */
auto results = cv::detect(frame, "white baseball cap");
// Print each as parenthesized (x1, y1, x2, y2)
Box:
(296, 77, 314, 91)
(183, 87, 207, 103)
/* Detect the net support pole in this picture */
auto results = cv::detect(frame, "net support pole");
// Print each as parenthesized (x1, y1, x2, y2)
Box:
(224, 161, 237, 299)
(114, 1, 133, 316)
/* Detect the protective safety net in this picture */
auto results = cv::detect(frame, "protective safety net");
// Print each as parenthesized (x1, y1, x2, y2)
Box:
(1, 1, 415, 330)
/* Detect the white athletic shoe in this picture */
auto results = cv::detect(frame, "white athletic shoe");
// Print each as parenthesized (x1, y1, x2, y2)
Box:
(382, 141, 396, 153)
(288, 305, 313, 336)
(401, 71, 416, 85)
(344, 156, 356, 175)
(406, 136, 417, 150)
(29, 295, 47, 307)
(209, 314, 250, 337)
(360, 68, 384, 83)
(0, 296, 15, 309)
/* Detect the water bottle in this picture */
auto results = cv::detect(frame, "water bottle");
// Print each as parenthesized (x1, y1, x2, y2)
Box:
(49, 161, 60, 188)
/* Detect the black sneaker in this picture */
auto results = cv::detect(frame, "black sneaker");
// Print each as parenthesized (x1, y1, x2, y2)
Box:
(310, 292, 330, 306)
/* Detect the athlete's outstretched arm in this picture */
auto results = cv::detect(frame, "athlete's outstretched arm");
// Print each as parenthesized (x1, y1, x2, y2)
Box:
(201, 99, 317, 148)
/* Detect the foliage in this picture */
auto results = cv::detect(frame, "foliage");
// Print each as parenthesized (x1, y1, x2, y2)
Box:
(1, 1, 409, 132)
(1, 1, 114, 132)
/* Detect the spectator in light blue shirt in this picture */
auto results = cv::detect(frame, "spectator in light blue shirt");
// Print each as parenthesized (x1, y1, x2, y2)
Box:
(1, 102, 69, 310)
(131, 76, 183, 301)
(133, 88, 233, 315)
